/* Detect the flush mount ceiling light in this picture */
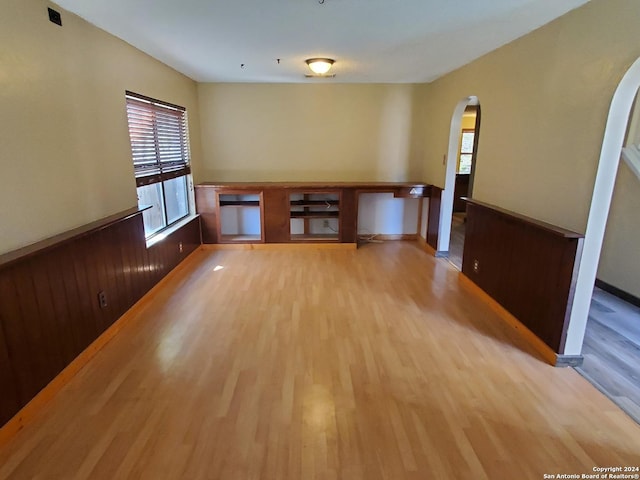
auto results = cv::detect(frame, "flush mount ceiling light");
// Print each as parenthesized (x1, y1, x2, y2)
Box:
(305, 58, 335, 76)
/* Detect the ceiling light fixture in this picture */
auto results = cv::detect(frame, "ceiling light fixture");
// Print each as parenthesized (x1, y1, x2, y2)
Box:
(305, 58, 335, 75)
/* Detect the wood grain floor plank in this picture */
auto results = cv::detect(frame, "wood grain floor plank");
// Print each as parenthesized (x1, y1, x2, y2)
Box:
(577, 287, 640, 423)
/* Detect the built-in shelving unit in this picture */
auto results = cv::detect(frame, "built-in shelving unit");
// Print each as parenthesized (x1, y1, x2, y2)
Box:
(217, 193, 264, 243)
(290, 192, 340, 242)
(195, 182, 433, 245)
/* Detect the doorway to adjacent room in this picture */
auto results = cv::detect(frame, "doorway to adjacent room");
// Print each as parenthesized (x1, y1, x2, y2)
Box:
(447, 103, 481, 270)
(574, 92, 640, 424)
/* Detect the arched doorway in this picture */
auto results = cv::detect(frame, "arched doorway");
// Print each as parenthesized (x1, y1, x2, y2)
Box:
(564, 56, 640, 355)
(437, 96, 481, 263)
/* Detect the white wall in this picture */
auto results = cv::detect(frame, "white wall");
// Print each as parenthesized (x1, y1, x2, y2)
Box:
(196, 83, 424, 182)
(598, 163, 640, 296)
(420, 199, 429, 239)
(357, 194, 419, 235)
(219, 208, 262, 236)
(418, 0, 640, 296)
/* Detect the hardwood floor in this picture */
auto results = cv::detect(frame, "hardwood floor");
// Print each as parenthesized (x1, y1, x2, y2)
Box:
(0, 242, 638, 479)
(576, 287, 640, 423)
(448, 213, 466, 270)
(447, 217, 640, 412)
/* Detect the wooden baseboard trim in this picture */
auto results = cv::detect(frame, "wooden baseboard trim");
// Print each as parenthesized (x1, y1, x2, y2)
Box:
(358, 234, 417, 241)
(417, 235, 437, 256)
(595, 278, 640, 308)
(201, 243, 357, 250)
(0, 247, 203, 447)
(458, 272, 560, 366)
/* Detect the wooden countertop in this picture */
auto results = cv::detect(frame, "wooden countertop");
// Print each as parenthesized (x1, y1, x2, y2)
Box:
(197, 181, 431, 189)
(196, 182, 433, 198)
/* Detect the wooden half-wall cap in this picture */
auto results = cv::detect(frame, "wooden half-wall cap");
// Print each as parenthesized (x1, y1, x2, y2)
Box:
(462, 198, 584, 239)
(458, 272, 583, 367)
(196, 181, 432, 195)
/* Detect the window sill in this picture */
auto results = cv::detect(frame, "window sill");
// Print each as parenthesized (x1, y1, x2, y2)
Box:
(145, 215, 197, 248)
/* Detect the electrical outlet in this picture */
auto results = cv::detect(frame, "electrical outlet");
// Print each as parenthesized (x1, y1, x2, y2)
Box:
(98, 291, 108, 308)
(179, 241, 183, 253)
(323, 220, 330, 228)
(473, 259, 480, 273)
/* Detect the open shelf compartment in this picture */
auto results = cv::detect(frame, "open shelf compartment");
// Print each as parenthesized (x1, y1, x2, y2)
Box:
(289, 192, 340, 242)
(218, 192, 263, 243)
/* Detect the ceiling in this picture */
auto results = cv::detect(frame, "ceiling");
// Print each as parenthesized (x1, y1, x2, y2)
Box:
(53, 0, 589, 83)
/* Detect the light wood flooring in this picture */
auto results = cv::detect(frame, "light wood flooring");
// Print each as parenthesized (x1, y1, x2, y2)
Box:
(448, 211, 640, 423)
(448, 212, 466, 270)
(0, 242, 638, 479)
(576, 287, 640, 423)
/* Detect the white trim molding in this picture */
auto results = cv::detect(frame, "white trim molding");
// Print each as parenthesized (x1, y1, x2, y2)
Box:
(564, 57, 640, 355)
(438, 96, 479, 252)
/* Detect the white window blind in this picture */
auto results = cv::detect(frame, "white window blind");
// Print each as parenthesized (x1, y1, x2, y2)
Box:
(125, 91, 191, 186)
(125, 91, 192, 238)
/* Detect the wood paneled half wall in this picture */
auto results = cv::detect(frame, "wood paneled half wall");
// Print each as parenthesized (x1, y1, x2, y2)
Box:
(462, 199, 584, 361)
(0, 209, 201, 428)
(426, 186, 442, 251)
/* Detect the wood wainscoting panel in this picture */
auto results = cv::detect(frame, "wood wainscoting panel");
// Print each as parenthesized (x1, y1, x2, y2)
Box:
(147, 217, 202, 286)
(426, 186, 442, 250)
(194, 186, 218, 244)
(0, 323, 20, 424)
(462, 199, 583, 353)
(0, 212, 201, 428)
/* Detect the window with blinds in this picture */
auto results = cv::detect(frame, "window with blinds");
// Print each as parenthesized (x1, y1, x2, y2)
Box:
(125, 91, 192, 238)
